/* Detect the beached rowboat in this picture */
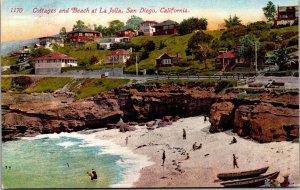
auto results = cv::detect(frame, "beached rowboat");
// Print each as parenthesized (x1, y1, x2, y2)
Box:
(217, 166, 269, 181)
(220, 171, 280, 187)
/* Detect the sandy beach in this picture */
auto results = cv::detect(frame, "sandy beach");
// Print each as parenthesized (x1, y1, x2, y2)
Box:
(94, 116, 299, 188)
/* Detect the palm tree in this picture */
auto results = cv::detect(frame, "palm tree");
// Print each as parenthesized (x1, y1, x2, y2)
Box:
(224, 15, 242, 29)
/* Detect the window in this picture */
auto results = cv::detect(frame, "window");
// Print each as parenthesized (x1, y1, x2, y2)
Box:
(169, 25, 174, 29)
(163, 26, 169, 30)
(163, 59, 171, 65)
(79, 33, 83, 36)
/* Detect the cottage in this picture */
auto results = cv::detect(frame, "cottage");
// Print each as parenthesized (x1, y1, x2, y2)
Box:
(139, 20, 158, 36)
(153, 20, 178, 36)
(155, 53, 182, 66)
(115, 29, 136, 38)
(38, 36, 63, 48)
(215, 49, 247, 71)
(274, 6, 298, 27)
(67, 28, 101, 43)
(97, 37, 130, 50)
(105, 49, 131, 64)
(34, 52, 77, 75)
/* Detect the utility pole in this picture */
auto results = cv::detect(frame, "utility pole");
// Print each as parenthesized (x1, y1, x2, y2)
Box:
(112, 56, 115, 76)
(135, 54, 138, 77)
(254, 41, 258, 74)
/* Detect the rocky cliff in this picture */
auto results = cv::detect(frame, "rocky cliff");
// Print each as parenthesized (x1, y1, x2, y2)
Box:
(2, 83, 299, 143)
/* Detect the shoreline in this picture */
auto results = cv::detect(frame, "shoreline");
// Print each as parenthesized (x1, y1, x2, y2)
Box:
(94, 116, 299, 188)
(20, 131, 154, 188)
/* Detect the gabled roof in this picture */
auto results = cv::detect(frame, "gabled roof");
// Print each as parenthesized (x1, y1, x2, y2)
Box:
(156, 53, 182, 59)
(34, 52, 76, 60)
(153, 20, 178, 27)
(140, 20, 158, 24)
(116, 28, 135, 33)
(107, 49, 130, 56)
(68, 28, 100, 34)
(216, 50, 236, 59)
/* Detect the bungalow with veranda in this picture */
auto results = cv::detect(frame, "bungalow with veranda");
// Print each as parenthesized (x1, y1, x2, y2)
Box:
(34, 52, 77, 75)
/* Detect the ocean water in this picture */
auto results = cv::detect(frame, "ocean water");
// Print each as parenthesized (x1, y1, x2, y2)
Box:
(2, 131, 147, 188)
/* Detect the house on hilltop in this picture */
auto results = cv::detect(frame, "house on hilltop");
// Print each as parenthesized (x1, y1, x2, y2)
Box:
(139, 20, 158, 36)
(153, 20, 178, 36)
(34, 52, 77, 74)
(67, 28, 102, 43)
(155, 53, 182, 67)
(274, 5, 298, 27)
(115, 28, 136, 38)
(38, 36, 64, 49)
(97, 37, 130, 50)
(105, 49, 131, 64)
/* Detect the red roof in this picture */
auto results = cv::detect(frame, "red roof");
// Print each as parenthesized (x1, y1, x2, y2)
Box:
(141, 20, 158, 24)
(34, 52, 76, 60)
(216, 50, 236, 59)
(107, 49, 130, 56)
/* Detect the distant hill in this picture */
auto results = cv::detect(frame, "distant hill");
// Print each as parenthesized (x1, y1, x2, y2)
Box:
(1, 38, 39, 55)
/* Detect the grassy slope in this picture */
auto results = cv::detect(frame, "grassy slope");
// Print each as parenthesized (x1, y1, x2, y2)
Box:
(1, 56, 18, 66)
(126, 30, 223, 74)
(1, 77, 12, 92)
(74, 78, 129, 99)
(25, 77, 73, 93)
(2, 77, 130, 99)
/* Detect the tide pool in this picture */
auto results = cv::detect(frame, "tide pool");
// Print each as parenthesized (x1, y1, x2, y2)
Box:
(2, 131, 137, 188)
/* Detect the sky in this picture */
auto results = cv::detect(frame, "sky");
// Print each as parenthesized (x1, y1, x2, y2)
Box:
(1, 0, 298, 42)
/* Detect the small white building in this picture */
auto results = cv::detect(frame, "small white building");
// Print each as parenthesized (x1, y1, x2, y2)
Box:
(97, 37, 130, 50)
(34, 52, 77, 74)
(139, 20, 158, 36)
(105, 49, 131, 64)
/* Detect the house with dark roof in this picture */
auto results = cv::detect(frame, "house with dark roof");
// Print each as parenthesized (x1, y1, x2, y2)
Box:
(155, 53, 182, 67)
(67, 28, 102, 43)
(115, 28, 136, 38)
(38, 36, 63, 48)
(139, 20, 158, 36)
(34, 52, 77, 74)
(105, 49, 131, 64)
(153, 20, 178, 36)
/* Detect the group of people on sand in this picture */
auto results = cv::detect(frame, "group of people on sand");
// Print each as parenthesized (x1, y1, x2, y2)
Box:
(264, 174, 290, 187)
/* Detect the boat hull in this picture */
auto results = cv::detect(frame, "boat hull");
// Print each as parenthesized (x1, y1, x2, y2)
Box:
(220, 171, 280, 188)
(217, 166, 269, 181)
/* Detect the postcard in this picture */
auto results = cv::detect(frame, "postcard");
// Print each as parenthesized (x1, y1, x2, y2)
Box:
(1, 0, 299, 188)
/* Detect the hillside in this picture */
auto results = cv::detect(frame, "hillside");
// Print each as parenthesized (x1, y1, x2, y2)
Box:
(2, 25, 298, 75)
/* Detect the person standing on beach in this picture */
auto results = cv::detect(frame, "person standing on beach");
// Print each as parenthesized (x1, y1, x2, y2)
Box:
(183, 128, 186, 140)
(233, 154, 239, 168)
(125, 136, 128, 145)
(162, 150, 166, 166)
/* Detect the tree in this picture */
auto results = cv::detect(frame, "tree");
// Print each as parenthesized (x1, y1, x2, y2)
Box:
(94, 24, 110, 36)
(90, 55, 99, 65)
(237, 35, 265, 65)
(266, 46, 295, 70)
(224, 15, 242, 29)
(126, 15, 143, 30)
(220, 25, 247, 43)
(108, 20, 125, 34)
(73, 20, 88, 30)
(31, 48, 51, 58)
(186, 31, 213, 70)
(59, 27, 67, 41)
(143, 40, 156, 51)
(263, 1, 276, 22)
(177, 17, 208, 35)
